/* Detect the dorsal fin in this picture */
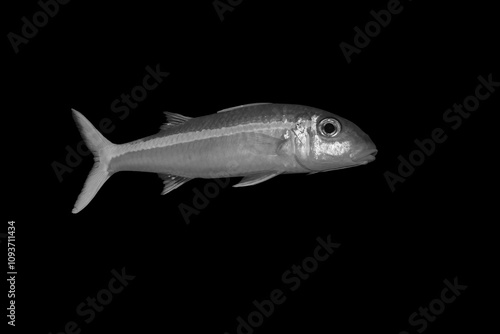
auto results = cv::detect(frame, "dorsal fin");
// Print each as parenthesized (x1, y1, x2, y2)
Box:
(217, 103, 272, 113)
(161, 112, 193, 130)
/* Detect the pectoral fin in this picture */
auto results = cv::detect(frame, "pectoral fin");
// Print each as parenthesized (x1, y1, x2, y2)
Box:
(233, 172, 282, 187)
(245, 133, 291, 157)
(159, 174, 192, 195)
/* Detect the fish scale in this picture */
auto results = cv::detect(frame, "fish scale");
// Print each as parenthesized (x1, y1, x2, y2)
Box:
(110, 124, 295, 177)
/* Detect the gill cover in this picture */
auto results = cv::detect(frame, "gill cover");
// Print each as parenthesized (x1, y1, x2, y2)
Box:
(293, 113, 359, 172)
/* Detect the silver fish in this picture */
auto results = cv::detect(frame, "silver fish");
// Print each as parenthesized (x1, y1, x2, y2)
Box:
(71, 103, 377, 213)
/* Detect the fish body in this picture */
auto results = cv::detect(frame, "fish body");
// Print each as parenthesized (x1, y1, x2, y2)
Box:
(72, 103, 377, 213)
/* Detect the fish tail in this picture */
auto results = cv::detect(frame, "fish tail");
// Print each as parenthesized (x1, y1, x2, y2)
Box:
(71, 109, 115, 214)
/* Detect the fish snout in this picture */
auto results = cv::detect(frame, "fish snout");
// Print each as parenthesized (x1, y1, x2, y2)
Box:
(350, 137, 377, 164)
(351, 148, 377, 164)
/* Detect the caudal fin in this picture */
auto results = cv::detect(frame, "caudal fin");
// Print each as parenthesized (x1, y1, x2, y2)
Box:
(71, 109, 115, 214)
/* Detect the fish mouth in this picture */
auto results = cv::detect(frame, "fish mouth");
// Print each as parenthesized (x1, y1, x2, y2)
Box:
(351, 149, 378, 164)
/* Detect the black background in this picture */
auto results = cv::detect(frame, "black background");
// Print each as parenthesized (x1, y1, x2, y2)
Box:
(5, 0, 498, 333)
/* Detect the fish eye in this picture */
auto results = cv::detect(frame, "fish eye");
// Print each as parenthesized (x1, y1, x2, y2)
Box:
(318, 118, 341, 137)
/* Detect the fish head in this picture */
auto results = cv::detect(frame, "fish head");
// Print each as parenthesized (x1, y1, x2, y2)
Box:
(293, 110, 377, 172)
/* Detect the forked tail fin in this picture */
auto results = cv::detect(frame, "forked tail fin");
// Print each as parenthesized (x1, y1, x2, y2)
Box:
(71, 109, 115, 214)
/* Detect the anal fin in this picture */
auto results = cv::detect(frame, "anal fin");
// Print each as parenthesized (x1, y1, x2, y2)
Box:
(233, 172, 281, 188)
(159, 174, 191, 195)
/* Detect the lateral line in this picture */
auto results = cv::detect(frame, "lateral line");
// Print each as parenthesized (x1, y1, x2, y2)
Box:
(110, 121, 293, 159)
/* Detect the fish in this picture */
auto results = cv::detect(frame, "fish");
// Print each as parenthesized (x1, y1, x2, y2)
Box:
(71, 103, 377, 213)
